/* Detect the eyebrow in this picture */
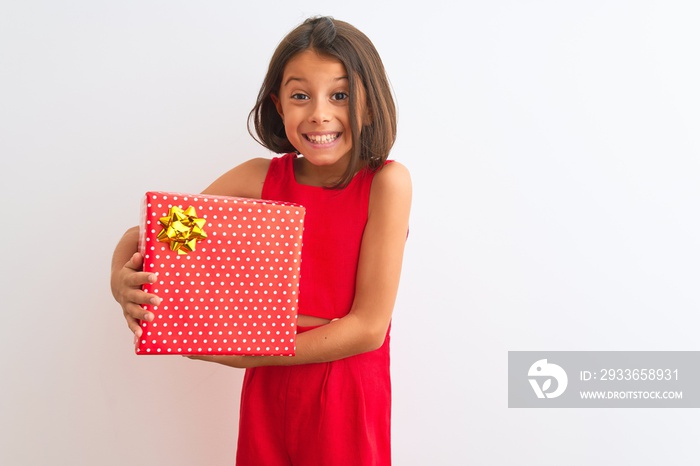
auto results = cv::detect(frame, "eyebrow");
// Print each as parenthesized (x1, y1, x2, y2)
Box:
(283, 76, 349, 87)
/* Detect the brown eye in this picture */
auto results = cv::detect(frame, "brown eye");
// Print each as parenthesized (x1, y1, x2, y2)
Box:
(332, 92, 349, 101)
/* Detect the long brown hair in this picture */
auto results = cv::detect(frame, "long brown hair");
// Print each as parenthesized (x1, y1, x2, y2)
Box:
(248, 16, 397, 188)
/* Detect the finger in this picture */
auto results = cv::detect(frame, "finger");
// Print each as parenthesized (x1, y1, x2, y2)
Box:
(125, 252, 144, 271)
(125, 305, 158, 333)
(123, 269, 158, 289)
(124, 302, 156, 324)
(122, 287, 161, 307)
(125, 314, 144, 337)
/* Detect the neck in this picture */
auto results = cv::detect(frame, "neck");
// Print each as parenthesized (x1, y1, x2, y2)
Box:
(294, 155, 355, 187)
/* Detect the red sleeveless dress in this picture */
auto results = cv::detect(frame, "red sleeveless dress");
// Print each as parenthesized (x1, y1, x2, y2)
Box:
(262, 152, 377, 320)
(235, 153, 392, 466)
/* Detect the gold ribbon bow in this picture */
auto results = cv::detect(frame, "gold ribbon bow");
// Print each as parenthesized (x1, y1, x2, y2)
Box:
(156, 205, 208, 255)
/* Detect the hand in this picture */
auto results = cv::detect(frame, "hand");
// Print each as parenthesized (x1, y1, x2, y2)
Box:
(112, 252, 161, 340)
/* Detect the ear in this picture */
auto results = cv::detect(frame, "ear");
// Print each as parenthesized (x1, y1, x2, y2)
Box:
(270, 93, 283, 119)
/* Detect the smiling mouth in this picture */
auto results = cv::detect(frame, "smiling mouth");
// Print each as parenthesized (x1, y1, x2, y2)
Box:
(305, 133, 340, 144)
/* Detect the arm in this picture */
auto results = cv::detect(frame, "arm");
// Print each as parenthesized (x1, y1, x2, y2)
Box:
(192, 161, 413, 367)
(110, 158, 271, 337)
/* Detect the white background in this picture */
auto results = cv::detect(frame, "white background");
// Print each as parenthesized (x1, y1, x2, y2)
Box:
(2, 1, 699, 465)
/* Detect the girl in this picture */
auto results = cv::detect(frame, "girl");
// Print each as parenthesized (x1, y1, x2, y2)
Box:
(111, 16, 411, 466)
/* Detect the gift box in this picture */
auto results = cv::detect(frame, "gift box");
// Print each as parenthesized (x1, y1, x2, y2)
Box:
(136, 191, 305, 356)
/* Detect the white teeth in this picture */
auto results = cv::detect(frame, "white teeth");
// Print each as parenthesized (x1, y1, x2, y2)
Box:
(307, 133, 339, 144)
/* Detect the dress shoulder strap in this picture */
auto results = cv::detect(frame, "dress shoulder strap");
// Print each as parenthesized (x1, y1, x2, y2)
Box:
(262, 153, 295, 199)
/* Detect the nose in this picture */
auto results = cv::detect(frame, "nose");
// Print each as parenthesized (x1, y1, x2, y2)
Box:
(309, 99, 332, 124)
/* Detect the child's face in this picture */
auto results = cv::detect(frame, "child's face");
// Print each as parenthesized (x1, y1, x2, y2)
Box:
(272, 50, 364, 172)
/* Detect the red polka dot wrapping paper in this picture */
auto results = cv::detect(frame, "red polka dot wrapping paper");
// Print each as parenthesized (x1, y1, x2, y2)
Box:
(136, 191, 305, 356)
